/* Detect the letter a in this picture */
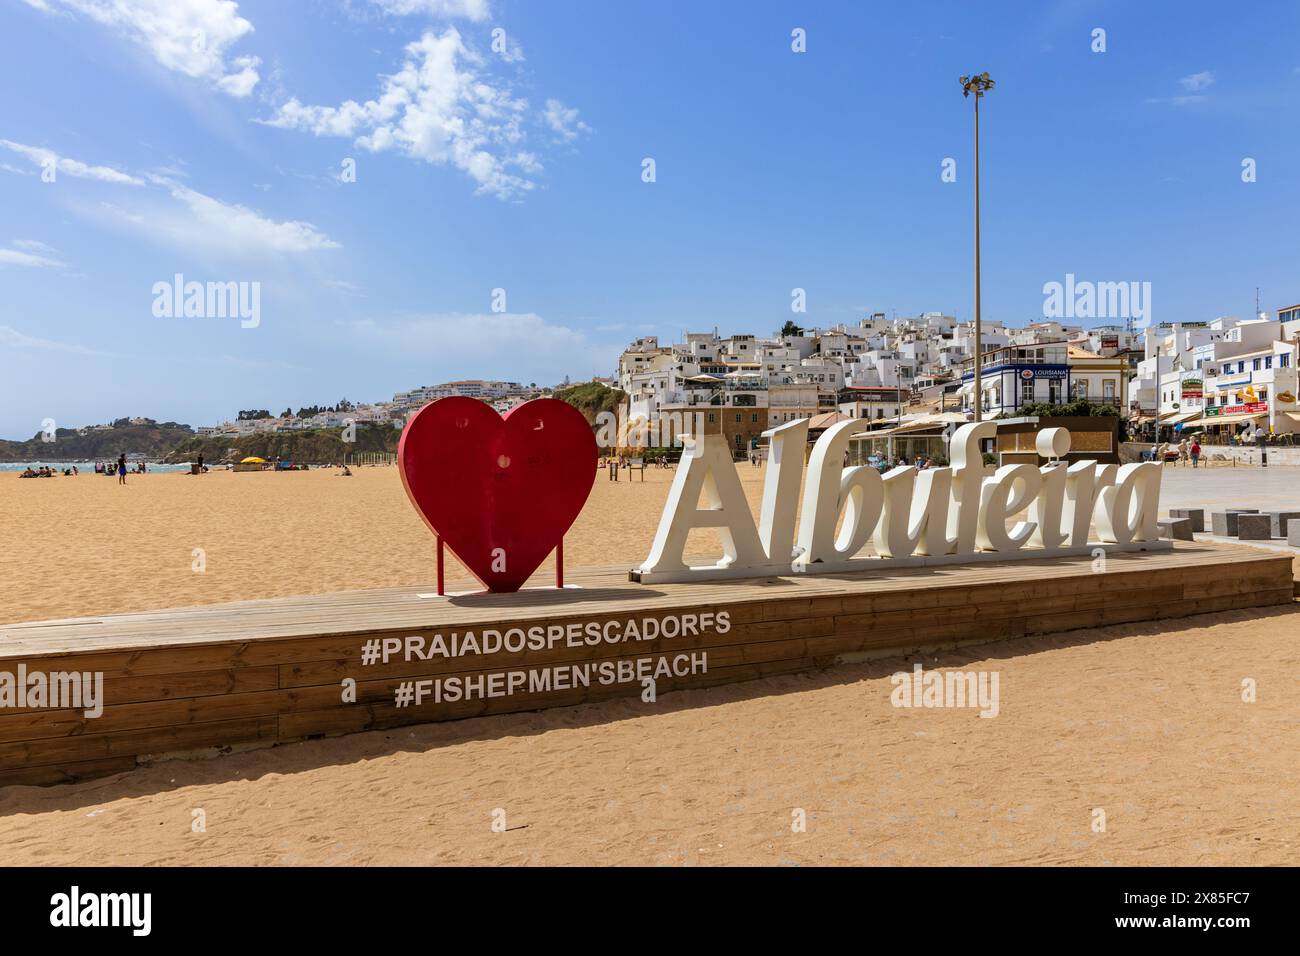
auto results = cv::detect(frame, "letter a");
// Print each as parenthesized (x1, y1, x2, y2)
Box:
(639, 434, 766, 575)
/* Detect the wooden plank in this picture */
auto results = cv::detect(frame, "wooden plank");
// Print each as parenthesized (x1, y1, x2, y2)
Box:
(0, 717, 277, 770)
(0, 666, 279, 716)
(1, 544, 1275, 654)
(0, 545, 1292, 786)
(0, 756, 138, 789)
(277, 656, 827, 740)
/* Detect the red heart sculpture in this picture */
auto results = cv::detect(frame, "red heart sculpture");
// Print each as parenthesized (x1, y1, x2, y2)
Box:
(398, 396, 598, 593)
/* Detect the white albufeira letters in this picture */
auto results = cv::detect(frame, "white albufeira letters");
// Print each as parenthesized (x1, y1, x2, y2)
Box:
(634, 421, 1167, 584)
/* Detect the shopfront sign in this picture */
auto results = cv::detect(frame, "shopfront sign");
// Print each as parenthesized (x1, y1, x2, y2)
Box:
(1220, 401, 1269, 416)
(1015, 366, 1069, 379)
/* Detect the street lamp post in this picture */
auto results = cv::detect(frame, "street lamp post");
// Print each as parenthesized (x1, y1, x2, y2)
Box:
(961, 72, 995, 423)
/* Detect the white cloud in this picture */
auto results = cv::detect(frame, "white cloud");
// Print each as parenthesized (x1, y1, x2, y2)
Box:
(343, 312, 616, 380)
(133, 180, 341, 255)
(368, 0, 491, 20)
(324, 278, 364, 295)
(1179, 71, 1215, 92)
(12, 239, 58, 254)
(0, 139, 143, 184)
(217, 55, 261, 97)
(0, 325, 110, 355)
(25, 0, 261, 97)
(0, 240, 65, 269)
(264, 28, 541, 199)
(1, 138, 337, 259)
(495, 34, 524, 63)
(542, 98, 591, 142)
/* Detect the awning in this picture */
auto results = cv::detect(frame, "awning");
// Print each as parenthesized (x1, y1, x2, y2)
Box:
(854, 415, 967, 437)
(1159, 410, 1199, 423)
(1184, 412, 1267, 427)
(1284, 412, 1300, 423)
(886, 413, 972, 434)
(808, 411, 851, 429)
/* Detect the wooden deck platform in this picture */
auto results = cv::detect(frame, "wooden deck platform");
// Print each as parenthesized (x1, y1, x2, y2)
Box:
(0, 542, 1293, 787)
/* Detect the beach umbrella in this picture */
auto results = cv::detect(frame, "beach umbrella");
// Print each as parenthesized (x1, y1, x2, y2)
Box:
(240, 456, 267, 464)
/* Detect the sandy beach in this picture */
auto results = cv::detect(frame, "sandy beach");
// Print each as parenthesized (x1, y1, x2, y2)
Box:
(0, 465, 749, 624)
(0, 465, 1296, 865)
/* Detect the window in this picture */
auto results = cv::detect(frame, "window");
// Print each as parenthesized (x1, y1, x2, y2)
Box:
(750, 413, 758, 423)
(1253, 358, 1262, 371)
(1074, 380, 1089, 399)
(1282, 354, 1292, 368)
(707, 413, 715, 424)
(1259, 388, 1268, 401)
(1238, 361, 1245, 373)
(1020, 378, 1036, 405)
(1265, 356, 1273, 369)
(1049, 379, 1062, 404)
(1103, 380, 1116, 401)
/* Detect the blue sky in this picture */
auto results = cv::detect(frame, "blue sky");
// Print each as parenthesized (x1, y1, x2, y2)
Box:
(2, 0, 1299, 437)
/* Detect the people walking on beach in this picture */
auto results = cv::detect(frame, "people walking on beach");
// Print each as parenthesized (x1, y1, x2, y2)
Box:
(1191, 439, 1201, 468)
(117, 453, 127, 485)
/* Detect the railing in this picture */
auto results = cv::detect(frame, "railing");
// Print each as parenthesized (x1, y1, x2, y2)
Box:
(344, 452, 398, 466)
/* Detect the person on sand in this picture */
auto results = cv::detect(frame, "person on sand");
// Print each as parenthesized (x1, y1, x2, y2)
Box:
(339, 465, 352, 476)
(1191, 438, 1201, 469)
(1178, 438, 1188, 465)
(117, 453, 127, 485)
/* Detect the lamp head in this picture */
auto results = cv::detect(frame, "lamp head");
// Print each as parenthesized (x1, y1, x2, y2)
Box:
(961, 71, 996, 98)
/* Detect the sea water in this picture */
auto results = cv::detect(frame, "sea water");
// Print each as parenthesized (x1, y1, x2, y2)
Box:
(0, 460, 195, 473)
